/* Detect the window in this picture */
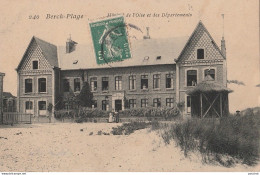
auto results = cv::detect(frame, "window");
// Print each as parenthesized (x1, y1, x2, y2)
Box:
(25, 78, 32, 93)
(92, 100, 97, 108)
(102, 100, 108, 111)
(129, 99, 136, 108)
(102, 77, 109, 91)
(141, 75, 148, 89)
(187, 96, 191, 113)
(166, 74, 174, 89)
(166, 98, 174, 107)
(141, 99, 148, 108)
(197, 49, 204, 59)
(32, 60, 38, 69)
(187, 70, 197, 86)
(129, 75, 136, 90)
(74, 78, 80, 92)
(25, 101, 33, 110)
(153, 98, 161, 108)
(156, 56, 161, 60)
(38, 78, 46, 93)
(90, 77, 97, 91)
(153, 74, 160, 89)
(204, 69, 215, 80)
(115, 76, 122, 90)
(63, 79, 70, 92)
(38, 101, 46, 110)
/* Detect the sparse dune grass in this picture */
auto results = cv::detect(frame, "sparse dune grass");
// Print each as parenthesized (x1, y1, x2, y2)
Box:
(155, 115, 260, 167)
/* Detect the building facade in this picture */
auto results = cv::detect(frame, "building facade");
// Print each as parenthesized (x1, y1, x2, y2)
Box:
(16, 21, 227, 118)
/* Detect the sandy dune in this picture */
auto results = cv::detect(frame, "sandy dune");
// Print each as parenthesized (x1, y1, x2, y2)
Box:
(0, 123, 259, 172)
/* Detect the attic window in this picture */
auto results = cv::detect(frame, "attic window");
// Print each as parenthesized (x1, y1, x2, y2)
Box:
(156, 56, 161, 60)
(197, 49, 204, 59)
(144, 56, 149, 60)
(33, 60, 38, 69)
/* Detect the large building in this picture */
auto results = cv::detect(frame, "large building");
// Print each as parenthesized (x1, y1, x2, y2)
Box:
(16, 21, 227, 118)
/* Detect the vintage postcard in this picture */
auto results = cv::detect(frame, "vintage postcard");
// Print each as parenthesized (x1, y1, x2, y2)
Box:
(0, 0, 259, 173)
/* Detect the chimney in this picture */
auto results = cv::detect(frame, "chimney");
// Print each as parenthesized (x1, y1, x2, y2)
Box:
(66, 35, 78, 53)
(221, 37, 226, 57)
(221, 14, 226, 57)
(143, 27, 151, 39)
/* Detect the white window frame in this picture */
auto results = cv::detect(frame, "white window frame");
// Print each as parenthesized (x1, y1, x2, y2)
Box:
(141, 74, 149, 90)
(37, 76, 47, 93)
(129, 75, 136, 90)
(153, 74, 161, 89)
(202, 67, 217, 81)
(166, 98, 174, 107)
(73, 77, 81, 92)
(196, 47, 207, 60)
(90, 77, 98, 92)
(141, 99, 148, 108)
(115, 76, 122, 91)
(32, 59, 39, 70)
(102, 77, 109, 91)
(166, 73, 174, 89)
(129, 99, 136, 109)
(25, 100, 33, 114)
(24, 77, 33, 94)
(153, 98, 161, 108)
(185, 68, 199, 87)
(38, 100, 47, 116)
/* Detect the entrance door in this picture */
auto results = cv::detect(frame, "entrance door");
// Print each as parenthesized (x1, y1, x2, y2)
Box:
(115, 100, 122, 111)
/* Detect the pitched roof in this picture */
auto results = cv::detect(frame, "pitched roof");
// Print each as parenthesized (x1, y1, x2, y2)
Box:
(16, 36, 58, 70)
(187, 80, 233, 95)
(34, 37, 58, 67)
(176, 21, 226, 62)
(3, 92, 16, 99)
(58, 36, 189, 70)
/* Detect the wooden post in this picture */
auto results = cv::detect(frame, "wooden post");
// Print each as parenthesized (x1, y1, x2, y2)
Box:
(200, 93, 203, 118)
(220, 93, 223, 118)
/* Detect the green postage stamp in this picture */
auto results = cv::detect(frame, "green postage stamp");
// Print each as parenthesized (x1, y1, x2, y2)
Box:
(89, 16, 131, 65)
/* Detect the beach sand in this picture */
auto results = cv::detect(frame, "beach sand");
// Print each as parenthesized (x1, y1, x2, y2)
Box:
(0, 123, 259, 172)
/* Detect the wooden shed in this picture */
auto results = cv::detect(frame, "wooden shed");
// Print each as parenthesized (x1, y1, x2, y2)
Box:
(187, 75, 233, 118)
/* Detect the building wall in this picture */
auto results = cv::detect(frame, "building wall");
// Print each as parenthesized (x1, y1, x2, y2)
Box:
(18, 70, 53, 116)
(60, 64, 176, 110)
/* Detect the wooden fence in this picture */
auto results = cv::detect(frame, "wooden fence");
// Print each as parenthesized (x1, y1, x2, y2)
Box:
(2, 112, 32, 124)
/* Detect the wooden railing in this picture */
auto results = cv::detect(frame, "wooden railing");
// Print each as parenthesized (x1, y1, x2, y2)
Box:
(2, 112, 32, 124)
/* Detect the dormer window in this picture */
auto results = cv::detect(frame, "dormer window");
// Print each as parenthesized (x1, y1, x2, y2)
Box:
(197, 49, 204, 59)
(33, 60, 38, 69)
(156, 56, 161, 60)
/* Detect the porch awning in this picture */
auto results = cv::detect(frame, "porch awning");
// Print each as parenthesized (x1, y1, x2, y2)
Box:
(187, 78, 233, 95)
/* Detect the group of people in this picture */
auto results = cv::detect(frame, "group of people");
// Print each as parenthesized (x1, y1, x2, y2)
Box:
(108, 110, 120, 123)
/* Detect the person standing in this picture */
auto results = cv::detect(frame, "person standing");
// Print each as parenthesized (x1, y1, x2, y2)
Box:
(115, 110, 119, 123)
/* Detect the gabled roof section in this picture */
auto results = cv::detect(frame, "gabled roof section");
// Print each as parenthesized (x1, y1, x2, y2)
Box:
(16, 36, 58, 71)
(34, 37, 58, 67)
(176, 21, 226, 62)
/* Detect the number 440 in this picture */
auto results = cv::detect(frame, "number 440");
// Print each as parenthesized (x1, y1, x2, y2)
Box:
(29, 15, 39, 19)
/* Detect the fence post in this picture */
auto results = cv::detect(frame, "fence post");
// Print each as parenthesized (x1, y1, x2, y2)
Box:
(30, 114, 32, 124)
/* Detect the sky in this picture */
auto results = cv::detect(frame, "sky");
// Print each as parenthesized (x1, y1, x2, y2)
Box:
(0, 0, 259, 113)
